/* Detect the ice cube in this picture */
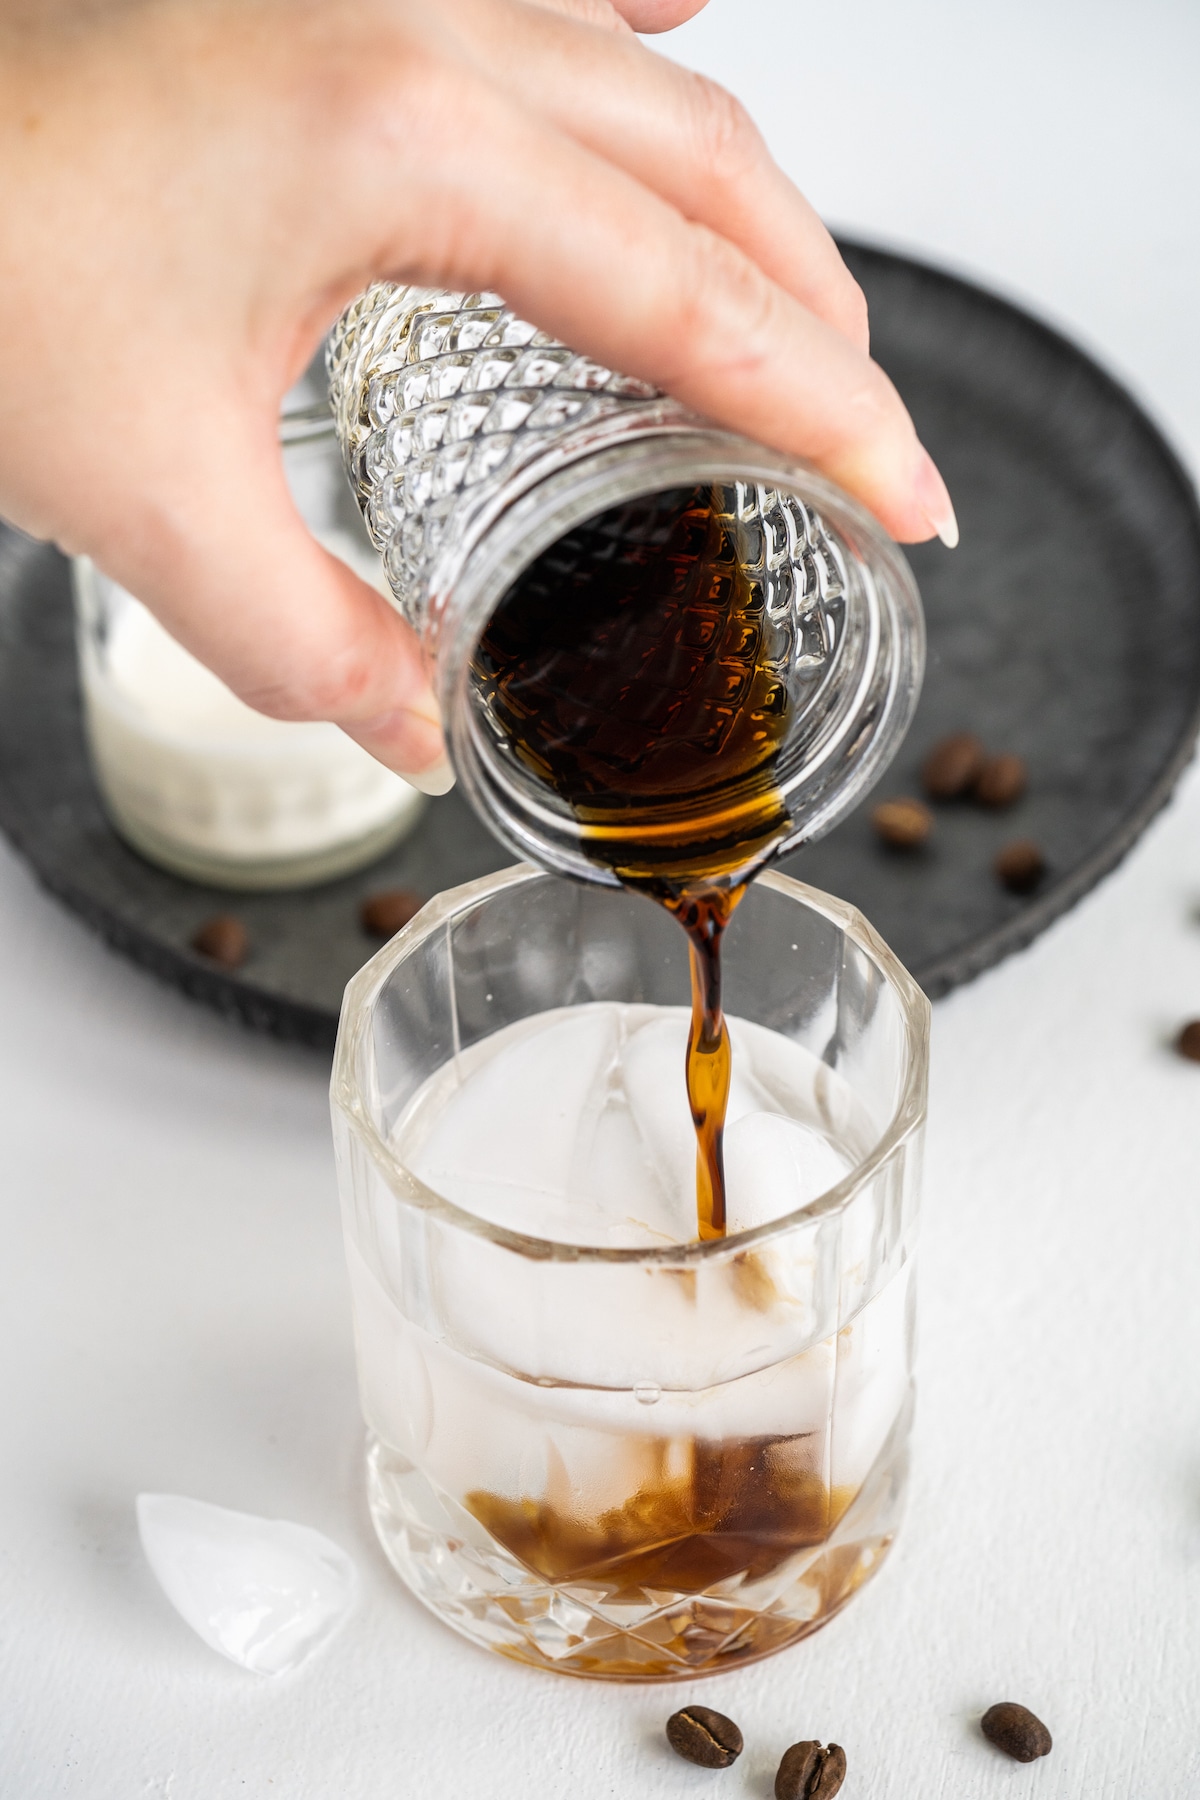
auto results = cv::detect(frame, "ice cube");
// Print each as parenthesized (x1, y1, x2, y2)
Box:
(400, 1003, 864, 1249)
(724, 1109, 852, 1235)
(618, 1010, 695, 1228)
(411, 1004, 689, 1244)
(136, 1494, 357, 1675)
(413, 1004, 621, 1220)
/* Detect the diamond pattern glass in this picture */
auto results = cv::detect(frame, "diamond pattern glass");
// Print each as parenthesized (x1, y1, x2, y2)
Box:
(326, 285, 925, 879)
(329, 286, 660, 627)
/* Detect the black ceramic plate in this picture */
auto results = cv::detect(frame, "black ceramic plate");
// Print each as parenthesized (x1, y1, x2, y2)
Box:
(2, 241, 1199, 1051)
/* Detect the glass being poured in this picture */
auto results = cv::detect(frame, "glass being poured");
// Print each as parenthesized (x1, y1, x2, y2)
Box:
(471, 480, 834, 1236)
(328, 286, 925, 1241)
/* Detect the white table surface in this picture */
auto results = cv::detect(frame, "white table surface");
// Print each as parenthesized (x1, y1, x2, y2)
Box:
(3, 2, 1200, 1794)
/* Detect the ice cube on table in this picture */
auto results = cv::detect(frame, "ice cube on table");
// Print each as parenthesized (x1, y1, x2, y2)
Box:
(136, 1494, 358, 1675)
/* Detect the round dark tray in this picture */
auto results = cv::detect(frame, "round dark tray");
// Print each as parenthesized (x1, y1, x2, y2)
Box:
(2, 241, 1199, 1051)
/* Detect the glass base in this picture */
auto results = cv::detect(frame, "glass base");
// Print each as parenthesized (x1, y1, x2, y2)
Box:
(365, 1421, 908, 1682)
(100, 795, 423, 891)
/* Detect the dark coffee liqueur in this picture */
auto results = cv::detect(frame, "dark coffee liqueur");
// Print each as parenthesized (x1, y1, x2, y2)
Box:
(472, 482, 794, 1241)
(469, 1435, 855, 1601)
(465, 485, 864, 1665)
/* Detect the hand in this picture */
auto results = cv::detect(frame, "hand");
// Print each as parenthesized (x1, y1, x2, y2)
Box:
(0, 0, 956, 783)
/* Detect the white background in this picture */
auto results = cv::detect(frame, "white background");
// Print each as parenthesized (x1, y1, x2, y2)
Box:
(3, 1, 1200, 1794)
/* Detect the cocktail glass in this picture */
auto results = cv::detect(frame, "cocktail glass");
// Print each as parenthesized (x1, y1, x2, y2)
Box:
(331, 865, 929, 1680)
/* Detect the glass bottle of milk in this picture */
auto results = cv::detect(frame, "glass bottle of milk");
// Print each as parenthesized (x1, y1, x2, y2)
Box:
(74, 364, 425, 890)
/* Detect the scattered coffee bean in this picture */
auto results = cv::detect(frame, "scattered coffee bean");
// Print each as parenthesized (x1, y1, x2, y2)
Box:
(921, 732, 985, 800)
(775, 1739, 847, 1800)
(980, 1702, 1052, 1762)
(665, 1705, 743, 1769)
(360, 888, 423, 937)
(872, 796, 933, 849)
(191, 914, 249, 968)
(1175, 1020, 1200, 1063)
(975, 752, 1027, 809)
(994, 839, 1046, 894)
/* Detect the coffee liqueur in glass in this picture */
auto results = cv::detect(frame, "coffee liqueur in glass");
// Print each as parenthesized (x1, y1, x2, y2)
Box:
(329, 288, 929, 1676)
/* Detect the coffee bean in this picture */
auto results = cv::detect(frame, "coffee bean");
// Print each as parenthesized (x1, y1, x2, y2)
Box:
(921, 732, 985, 800)
(872, 797, 933, 849)
(191, 915, 249, 968)
(665, 1705, 743, 1769)
(980, 1702, 1052, 1762)
(775, 1739, 847, 1799)
(360, 888, 423, 937)
(975, 752, 1027, 809)
(1176, 1020, 1200, 1062)
(994, 839, 1046, 894)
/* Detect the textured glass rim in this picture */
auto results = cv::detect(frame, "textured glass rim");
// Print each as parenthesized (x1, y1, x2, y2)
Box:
(331, 863, 931, 1267)
(432, 419, 925, 878)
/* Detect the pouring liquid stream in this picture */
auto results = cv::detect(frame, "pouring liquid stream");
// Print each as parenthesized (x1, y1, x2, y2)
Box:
(472, 482, 796, 1240)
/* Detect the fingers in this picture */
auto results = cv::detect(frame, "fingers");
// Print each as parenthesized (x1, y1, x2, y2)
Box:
(354, 63, 948, 543)
(89, 400, 447, 781)
(4, 0, 950, 814)
(461, 0, 868, 351)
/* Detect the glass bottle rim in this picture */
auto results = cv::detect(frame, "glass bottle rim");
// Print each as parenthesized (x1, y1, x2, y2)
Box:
(331, 863, 931, 1269)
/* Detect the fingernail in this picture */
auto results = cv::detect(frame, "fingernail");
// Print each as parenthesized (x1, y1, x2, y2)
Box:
(915, 447, 959, 549)
(404, 752, 456, 797)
